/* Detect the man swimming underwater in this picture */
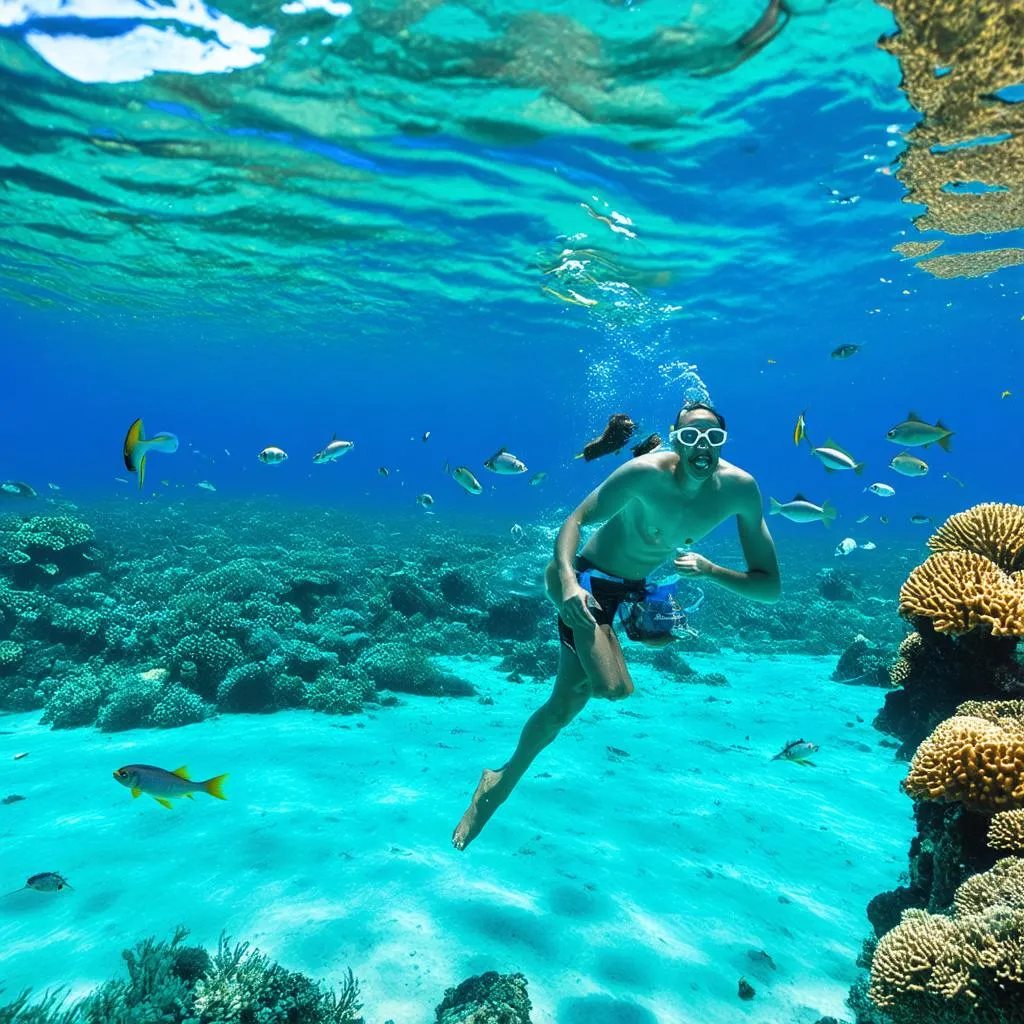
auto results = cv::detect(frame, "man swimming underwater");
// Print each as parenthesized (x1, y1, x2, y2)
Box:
(452, 401, 781, 850)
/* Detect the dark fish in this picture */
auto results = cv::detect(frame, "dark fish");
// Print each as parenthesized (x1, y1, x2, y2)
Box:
(631, 433, 662, 458)
(5, 872, 73, 895)
(2, 794, 25, 805)
(378, 467, 389, 477)
(830, 344, 860, 359)
(422, 431, 431, 443)
(576, 414, 637, 462)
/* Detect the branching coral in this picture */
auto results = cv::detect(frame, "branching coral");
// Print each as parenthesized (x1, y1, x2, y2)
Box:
(928, 503, 1024, 574)
(868, 858, 1024, 1022)
(905, 710, 1024, 812)
(898, 550, 1024, 636)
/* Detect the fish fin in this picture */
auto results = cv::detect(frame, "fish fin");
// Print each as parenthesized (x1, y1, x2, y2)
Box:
(797, 759, 816, 767)
(123, 418, 144, 472)
(171, 765, 191, 780)
(822, 466, 835, 474)
(573, 452, 585, 459)
(854, 462, 865, 476)
(154, 797, 173, 810)
(185, 792, 194, 800)
(907, 410, 924, 422)
(822, 500, 837, 523)
(769, 497, 781, 515)
(203, 774, 229, 800)
(936, 428, 953, 453)
(131, 787, 142, 799)
(137, 452, 147, 491)
(791, 492, 808, 502)
(443, 460, 451, 475)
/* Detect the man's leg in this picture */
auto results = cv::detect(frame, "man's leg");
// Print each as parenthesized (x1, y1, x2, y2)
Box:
(452, 644, 590, 851)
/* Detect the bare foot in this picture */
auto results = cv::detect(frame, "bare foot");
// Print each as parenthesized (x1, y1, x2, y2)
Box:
(452, 768, 504, 851)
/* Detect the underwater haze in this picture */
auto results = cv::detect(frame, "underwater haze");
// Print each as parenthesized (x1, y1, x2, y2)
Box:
(2, 0, 1024, 1022)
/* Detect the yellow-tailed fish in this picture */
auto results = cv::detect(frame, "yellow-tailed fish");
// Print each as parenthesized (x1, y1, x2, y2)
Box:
(123, 419, 179, 490)
(811, 438, 864, 474)
(113, 764, 227, 809)
(444, 462, 482, 495)
(793, 410, 807, 446)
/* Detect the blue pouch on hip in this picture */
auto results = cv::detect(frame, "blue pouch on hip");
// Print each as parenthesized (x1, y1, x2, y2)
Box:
(617, 575, 704, 642)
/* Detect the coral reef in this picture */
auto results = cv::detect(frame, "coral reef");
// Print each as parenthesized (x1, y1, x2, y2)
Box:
(832, 635, 892, 687)
(867, 858, 1024, 1024)
(927, 503, 1024, 574)
(0, 930, 540, 1024)
(434, 971, 532, 1024)
(988, 809, 1024, 853)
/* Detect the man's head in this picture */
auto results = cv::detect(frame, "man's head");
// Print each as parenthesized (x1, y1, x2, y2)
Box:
(669, 401, 728, 480)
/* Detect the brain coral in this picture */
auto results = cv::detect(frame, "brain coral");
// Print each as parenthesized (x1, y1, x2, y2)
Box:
(928, 503, 1024, 574)
(899, 550, 1024, 636)
(869, 858, 1024, 1022)
(905, 710, 1024, 812)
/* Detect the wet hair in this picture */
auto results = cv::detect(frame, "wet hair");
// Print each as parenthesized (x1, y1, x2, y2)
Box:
(675, 401, 726, 431)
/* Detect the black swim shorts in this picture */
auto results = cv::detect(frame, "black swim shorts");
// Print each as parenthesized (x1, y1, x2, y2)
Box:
(557, 555, 647, 653)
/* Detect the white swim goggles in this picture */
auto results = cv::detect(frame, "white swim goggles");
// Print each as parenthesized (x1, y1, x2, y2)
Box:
(668, 425, 728, 447)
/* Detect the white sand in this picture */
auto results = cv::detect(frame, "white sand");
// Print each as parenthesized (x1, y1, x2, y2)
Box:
(0, 652, 910, 1023)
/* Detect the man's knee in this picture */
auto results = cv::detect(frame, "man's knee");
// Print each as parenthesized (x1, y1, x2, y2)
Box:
(595, 676, 634, 701)
(545, 695, 586, 729)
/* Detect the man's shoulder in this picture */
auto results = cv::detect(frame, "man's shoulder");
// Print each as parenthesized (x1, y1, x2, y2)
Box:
(716, 460, 761, 503)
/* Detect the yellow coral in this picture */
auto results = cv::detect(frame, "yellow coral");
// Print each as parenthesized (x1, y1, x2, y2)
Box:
(899, 550, 1024, 636)
(928, 503, 1024, 574)
(988, 811, 1024, 853)
(905, 712, 1024, 812)
(956, 700, 1024, 725)
(869, 859, 1024, 1017)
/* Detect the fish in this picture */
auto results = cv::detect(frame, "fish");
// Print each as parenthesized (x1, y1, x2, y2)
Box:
(313, 436, 354, 464)
(772, 739, 819, 766)
(880, 515, 889, 525)
(830, 344, 860, 359)
(855, 514, 870, 524)
(445, 462, 483, 495)
(113, 764, 228, 809)
(4, 872, 73, 896)
(943, 472, 965, 488)
(861, 541, 877, 550)
(2, 794, 25, 804)
(576, 413, 637, 461)
(889, 452, 928, 477)
(885, 411, 953, 451)
(123, 419, 179, 490)
(484, 448, 528, 475)
(510, 523, 525, 542)
(631, 433, 663, 458)
(416, 493, 434, 508)
(910, 514, 933, 525)
(422, 431, 431, 443)
(793, 410, 808, 447)
(834, 537, 857, 557)
(197, 481, 216, 492)
(529, 472, 547, 486)
(1001, 390, 1012, 399)
(768, 494, 836, 526)
(114, 477, 129, 484)
(811, 439, 864, 474)
(47, 483, 60, 491)
(0, 481, 37, 499)
(258, 446, 288, 465)
(867, 483, 895, 497)
(378, 467, 389, 477)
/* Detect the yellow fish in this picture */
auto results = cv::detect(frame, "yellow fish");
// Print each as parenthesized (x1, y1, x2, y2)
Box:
(1001, 390, 1012, 399)
(123, 419, 179, 490)
(113, 764, 228, 810)
(793, 410, 808, 447)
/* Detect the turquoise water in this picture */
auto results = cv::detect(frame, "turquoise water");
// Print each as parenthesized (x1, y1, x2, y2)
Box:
(3, 0, 1024, 1020)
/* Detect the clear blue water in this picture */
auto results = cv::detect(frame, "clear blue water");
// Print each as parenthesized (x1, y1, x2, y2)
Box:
(2, 0, 1024, 1021)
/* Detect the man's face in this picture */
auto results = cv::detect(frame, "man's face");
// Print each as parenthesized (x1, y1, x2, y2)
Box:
(671, 410, 726, 480)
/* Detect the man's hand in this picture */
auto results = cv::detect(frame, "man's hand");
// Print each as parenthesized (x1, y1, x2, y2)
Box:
(674, 551, 714, 577)
(560, 585, 601, 630)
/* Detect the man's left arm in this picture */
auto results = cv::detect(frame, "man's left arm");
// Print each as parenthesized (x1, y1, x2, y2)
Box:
(676, 479, 781, 603)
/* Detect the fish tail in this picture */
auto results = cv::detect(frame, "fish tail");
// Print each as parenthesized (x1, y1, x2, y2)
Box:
(853, 462, 864, 476)
(203, 774, 229, 800)
(822, 500, 837, 525)
(769, 497, 781, 515)
(936, 430, 953, 453)
(137, 451, 148, 490)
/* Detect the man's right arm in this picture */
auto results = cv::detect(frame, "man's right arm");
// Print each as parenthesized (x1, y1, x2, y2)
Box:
(554, 460, 647, 592)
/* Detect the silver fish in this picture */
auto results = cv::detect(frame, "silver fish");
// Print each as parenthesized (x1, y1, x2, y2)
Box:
(5, 872, 73, 896)
(811, 439, 864, 474)
(113, 764, 228, 809)
(834, 537, 857, 557)
(484, 448, 528, 475)
(445, 462, 482, 495)
(885, 411, 953, 450)
(768, 494, 836, 526)
(258, 446, 288, 465)
(772, 739, 818, 766)
(313, 437, 354, 464)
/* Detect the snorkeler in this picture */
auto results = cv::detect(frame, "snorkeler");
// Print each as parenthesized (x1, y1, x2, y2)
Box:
(452, 401, 781, 851)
